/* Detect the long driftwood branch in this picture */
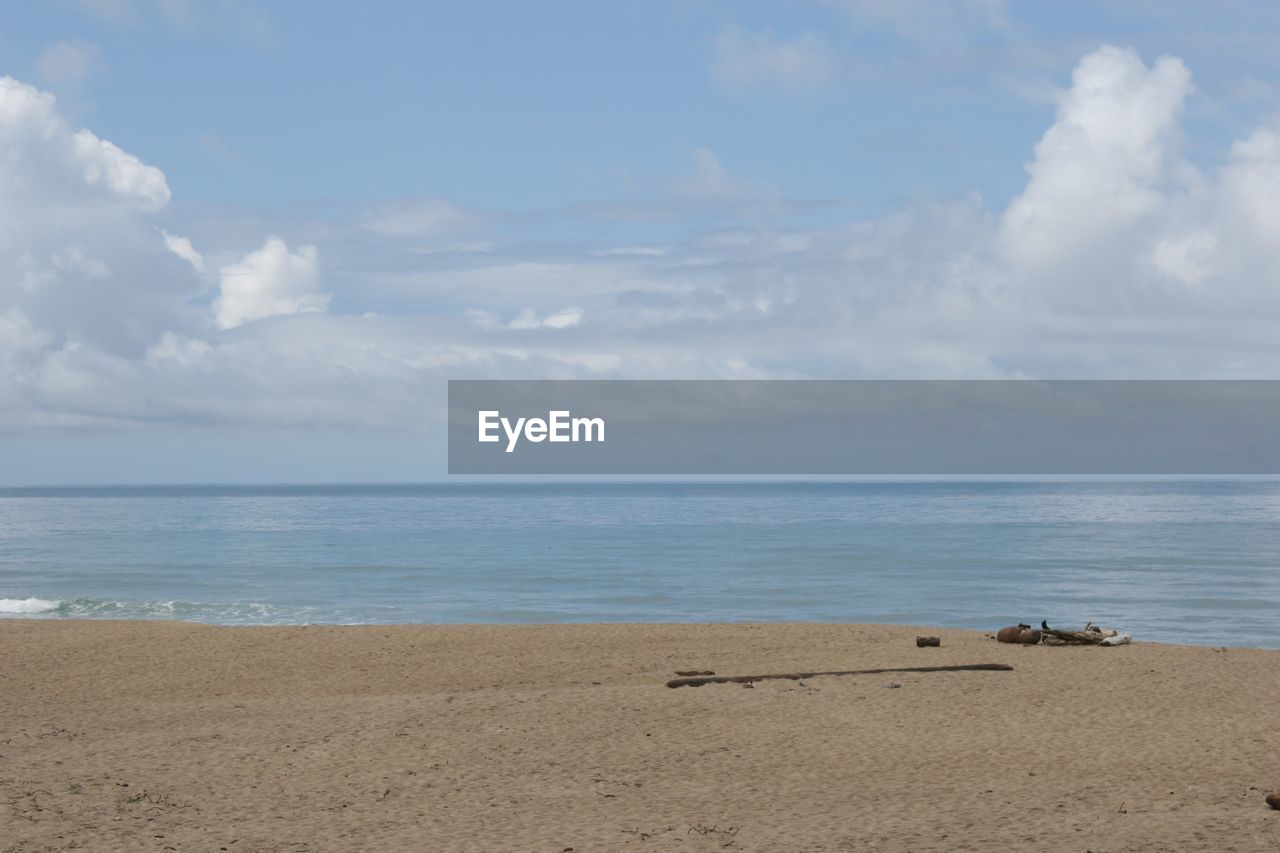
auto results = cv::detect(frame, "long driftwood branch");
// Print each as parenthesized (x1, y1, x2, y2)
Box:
(665, 663, 1013, 688)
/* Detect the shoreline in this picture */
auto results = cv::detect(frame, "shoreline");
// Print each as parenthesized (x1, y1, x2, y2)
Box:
(3, 620, 1279, 850)
(5, 614, 1278, 652)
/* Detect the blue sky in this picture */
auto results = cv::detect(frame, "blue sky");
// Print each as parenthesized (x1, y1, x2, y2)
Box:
(15, 1, 1280, 214)
(2, 1, 1280, 482)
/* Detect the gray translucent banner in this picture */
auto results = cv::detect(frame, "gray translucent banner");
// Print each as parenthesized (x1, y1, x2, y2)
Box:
(447, 380, 1280, 475)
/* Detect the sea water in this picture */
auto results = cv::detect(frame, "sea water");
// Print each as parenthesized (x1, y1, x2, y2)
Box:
(2, 481, 1278, 648)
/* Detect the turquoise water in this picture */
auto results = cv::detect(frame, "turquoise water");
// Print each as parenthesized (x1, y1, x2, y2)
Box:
(2, 482, 1279, 647)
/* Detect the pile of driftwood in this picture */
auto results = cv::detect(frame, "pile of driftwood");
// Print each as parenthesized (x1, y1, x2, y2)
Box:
(997, 620, 1131, 646)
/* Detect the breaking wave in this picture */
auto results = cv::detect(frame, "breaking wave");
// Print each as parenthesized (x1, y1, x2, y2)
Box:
(0, 596, 322, 625)
(0, 597, 62, 614)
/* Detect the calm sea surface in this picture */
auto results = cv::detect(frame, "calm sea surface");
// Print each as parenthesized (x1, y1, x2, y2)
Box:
(2, 482, 1279, 647)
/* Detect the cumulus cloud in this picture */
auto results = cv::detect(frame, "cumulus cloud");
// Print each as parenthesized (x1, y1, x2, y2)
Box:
(1000, 46, 1193, 268)
(0, 75, 184, 368)
(0, 77, 327, 428)
(0, 77, 170, 210)
(712, 25, 837, 93)
(76, 133, 172, 209)
(213, 238, 327, 329)
(996, 46, 1280, 319)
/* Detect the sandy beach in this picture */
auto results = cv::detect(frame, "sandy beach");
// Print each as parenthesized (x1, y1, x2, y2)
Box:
(2, 621, 1278, 852)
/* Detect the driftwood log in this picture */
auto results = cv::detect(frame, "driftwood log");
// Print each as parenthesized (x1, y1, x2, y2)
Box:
(666, 663, 1013, 688)
(997, 624, 1043, 644)
(1039, 620, 1106, 645)
(915, 636, 941, 647)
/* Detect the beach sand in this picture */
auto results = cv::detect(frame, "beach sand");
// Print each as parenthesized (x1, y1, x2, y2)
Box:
(2, 621, 1278, 852)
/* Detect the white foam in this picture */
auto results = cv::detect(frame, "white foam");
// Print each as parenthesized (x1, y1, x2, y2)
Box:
(0, 597, 62, 614)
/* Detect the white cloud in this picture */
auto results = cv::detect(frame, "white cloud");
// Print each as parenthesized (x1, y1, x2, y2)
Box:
(1000, 46, 1193, 268)
(73, 130, 172, 208)
(0, 77, 170, 210)
(542, 307, 584, 329)
(34, 40, 104, 87)
(712, 25, 837, 93)
(0, 75, 186, 369)
(160, 229, 205, 272)
(507, 306, 583, 330)
(214, 237, 327, 329)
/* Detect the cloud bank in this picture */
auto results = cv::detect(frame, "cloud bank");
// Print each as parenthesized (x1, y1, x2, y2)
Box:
(3, 43, 1280, 436)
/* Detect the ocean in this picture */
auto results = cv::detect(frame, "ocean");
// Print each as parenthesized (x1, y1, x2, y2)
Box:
(2, 481, 1278, 648)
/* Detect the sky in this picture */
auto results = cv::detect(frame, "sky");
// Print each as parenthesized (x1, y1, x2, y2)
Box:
(2, 0, 1280, 483)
